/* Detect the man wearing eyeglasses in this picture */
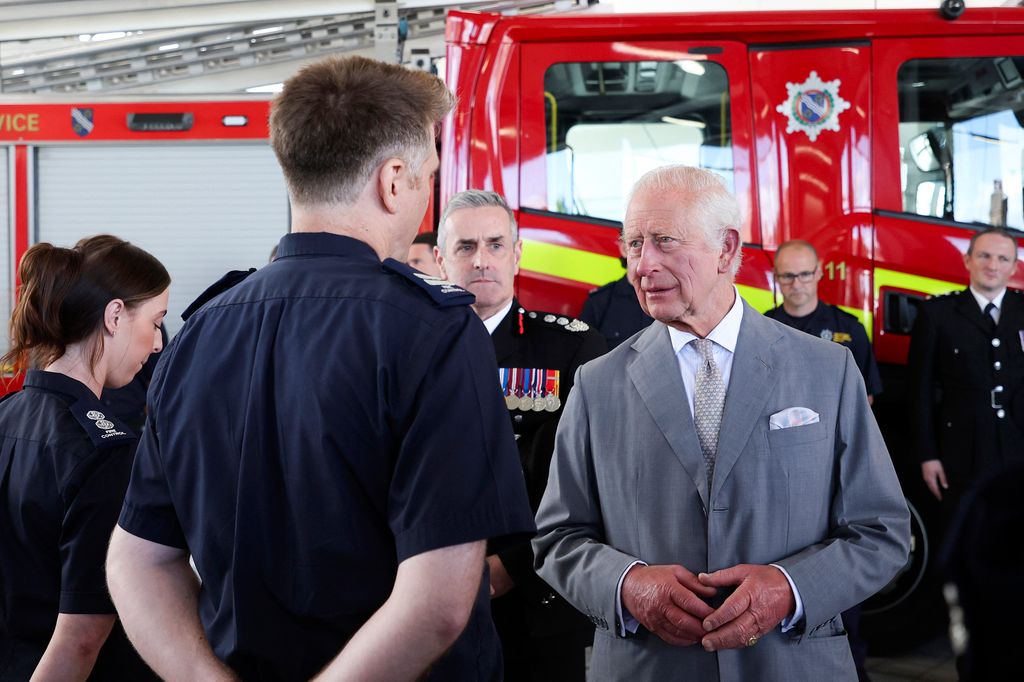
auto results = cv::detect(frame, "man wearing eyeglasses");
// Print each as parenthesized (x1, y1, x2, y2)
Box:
(765, 240, 882, 405)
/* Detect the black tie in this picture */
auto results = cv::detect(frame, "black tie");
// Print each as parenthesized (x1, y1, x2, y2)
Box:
(984, 302, 997, 333)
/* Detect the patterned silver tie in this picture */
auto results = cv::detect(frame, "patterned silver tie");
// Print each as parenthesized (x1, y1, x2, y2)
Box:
(692, 338, 725, 488)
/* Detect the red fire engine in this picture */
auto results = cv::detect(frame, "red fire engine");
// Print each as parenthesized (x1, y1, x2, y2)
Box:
(441, 4, 1024, 650)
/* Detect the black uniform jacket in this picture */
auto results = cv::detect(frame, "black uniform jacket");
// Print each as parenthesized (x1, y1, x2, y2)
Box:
(491, 302, 606, 637)
(0, 371, 152, 681)
(909, 288, 1024, 483)
(580, 276, 652, 350)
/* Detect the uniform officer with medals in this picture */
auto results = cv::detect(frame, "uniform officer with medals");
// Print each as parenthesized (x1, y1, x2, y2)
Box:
(765, 240, 882, 403)
(910, 228, 1024, 516)
(436, 189, 606, 682)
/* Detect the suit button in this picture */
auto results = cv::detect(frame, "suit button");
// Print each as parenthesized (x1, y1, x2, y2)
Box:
(992, 338, 1001, 347)
(995, 361, 1003, 370)
(998, 409, 1006, 419)
(946, 421, 953, 427)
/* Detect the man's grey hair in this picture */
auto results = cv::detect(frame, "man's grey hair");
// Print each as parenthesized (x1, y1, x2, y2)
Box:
(627, 166, 744, 277)
(437, 189, 518, 252)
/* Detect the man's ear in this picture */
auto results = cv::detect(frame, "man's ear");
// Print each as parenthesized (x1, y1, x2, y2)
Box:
(433, 245, 446, 278)
(377, 157, 406, 214)
(104, 299, 126, 336)
(719, 228, 741, 274)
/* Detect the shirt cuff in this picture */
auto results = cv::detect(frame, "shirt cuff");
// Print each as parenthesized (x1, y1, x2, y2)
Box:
(770, 563, 804, 632)
(615, 560, 647, 636)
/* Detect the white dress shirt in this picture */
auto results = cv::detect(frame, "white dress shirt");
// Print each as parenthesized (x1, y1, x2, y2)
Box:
(616, 288, 804, 635)
(481, 299, 514, 336)
(969, 286, 1006, 324)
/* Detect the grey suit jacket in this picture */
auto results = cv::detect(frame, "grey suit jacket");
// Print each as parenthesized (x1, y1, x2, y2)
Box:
(533, 301, 910, 681)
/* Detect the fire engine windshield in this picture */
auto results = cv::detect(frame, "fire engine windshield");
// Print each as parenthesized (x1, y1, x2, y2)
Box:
(898, 57, 1024, 231)
(543, 59, 733, 224)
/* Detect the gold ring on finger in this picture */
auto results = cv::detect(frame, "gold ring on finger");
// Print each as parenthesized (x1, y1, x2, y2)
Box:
(746, 635, 758, 647)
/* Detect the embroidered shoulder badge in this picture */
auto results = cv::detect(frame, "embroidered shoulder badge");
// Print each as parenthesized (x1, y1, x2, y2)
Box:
(382, 258, 475, 308)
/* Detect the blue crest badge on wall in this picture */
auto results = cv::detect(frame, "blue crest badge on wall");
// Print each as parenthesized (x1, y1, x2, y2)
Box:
(776, 71, 850, 142)
(71, 107, 94, 137)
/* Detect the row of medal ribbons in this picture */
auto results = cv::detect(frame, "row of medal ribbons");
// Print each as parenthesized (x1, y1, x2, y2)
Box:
(499, 367, 562, 412)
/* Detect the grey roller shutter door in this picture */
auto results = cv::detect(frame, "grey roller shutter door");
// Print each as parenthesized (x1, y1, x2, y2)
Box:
(0, 148, 10, 358)
(36, 144, 288, 336)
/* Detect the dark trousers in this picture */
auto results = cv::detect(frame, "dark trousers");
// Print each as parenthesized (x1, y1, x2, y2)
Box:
(492, 593, 589, 682)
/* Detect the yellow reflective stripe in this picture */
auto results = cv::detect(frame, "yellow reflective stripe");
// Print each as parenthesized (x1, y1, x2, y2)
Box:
(520, 239, 624, 287)
(873, 267, 960, 298)
(736, 284, 774, 313)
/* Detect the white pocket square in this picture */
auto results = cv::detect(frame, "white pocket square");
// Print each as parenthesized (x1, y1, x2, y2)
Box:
(769, 407, 820, 430)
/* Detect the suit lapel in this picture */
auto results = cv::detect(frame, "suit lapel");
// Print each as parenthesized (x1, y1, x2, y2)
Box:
(627, 322, 710, 507)
(711, 303, 782, 499)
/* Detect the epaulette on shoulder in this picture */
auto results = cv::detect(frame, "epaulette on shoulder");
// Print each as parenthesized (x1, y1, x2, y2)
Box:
(925, 290, 957, 301)
(382, 258, 475, 308)
(834, 305, 859, 321)
(522, 308, 591, 333)
(182, 268, 257, 321)
(69, 401, 135, 449)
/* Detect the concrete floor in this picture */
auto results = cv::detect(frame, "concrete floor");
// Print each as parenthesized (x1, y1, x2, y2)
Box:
(865, 633, 958, 682)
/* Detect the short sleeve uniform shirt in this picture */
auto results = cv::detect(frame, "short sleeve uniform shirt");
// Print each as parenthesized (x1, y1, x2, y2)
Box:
(0, 371, 151, 680)
(119, 232, 535, 681)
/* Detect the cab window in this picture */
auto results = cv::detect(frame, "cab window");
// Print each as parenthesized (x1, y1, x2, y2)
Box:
(898, 57, 1024, 230)
(544, 60, 733, 223)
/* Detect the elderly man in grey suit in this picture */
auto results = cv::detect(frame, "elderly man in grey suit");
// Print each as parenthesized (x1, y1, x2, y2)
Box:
(533, 165, 910, 681)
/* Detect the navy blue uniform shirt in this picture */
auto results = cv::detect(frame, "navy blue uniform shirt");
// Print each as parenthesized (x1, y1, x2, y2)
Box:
(0, 370, 152, 681)
(119, 232, 535, 681)
(765, 302, 883, 396)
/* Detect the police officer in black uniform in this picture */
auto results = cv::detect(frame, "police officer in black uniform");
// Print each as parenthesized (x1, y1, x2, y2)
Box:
(436, 189, 606, 682)
(0, 235, 168, 681)
(764, 239, 880, 682)
(105, 56, 534, 681)
(765, 240, 883, 401)
(909, 227, 1024, 516)
(581, 250, 653, 350)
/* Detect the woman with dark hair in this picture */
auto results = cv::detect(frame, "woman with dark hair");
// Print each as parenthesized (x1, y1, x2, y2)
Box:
(0, 235, 169, 681)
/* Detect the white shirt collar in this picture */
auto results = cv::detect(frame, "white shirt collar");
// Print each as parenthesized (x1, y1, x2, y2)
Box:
(482, 299, 515, 336)
(969, 285, 1006, 312)
(667, 286, 744, 355)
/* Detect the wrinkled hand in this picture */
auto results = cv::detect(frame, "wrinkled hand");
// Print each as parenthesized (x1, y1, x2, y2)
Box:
(921, 459, 948, 501)
(487, 555, 514, 598)
(698, 564, 795, 652)
(621, 564, 717, 647)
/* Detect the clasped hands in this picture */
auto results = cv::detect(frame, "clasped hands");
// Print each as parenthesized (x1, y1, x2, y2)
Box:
(621, 563, 795, 651)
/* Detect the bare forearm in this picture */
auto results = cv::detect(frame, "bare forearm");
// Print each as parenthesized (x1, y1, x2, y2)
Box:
(313, 541, 486, 682)
(31, 614, 115, 682)
(107, 529, 237, 681)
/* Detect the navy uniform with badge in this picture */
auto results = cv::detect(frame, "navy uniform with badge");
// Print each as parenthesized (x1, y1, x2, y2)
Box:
(117, 233, 535, 680)
(0, 372, 154, 681)
(580, 274, 653, 351)
(765, 302, 883, 396)
(909, 288, 1024, 512)
(491, 301, 606, 681)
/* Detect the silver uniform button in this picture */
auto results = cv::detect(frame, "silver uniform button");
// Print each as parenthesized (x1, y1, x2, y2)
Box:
(996, 385, 1004, 392)
(992, 338, 1001, 347)
(543, 314, 555, 323)
(997, 409, 1006, 419)
(995, 361, 1002, 370)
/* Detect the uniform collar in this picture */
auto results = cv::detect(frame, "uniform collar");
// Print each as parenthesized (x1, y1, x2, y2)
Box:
(482, 299, 515, 336)
(23, 370, 98, 402)
(275, 232, 380, 261)
(969, 285, 1006, 312)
